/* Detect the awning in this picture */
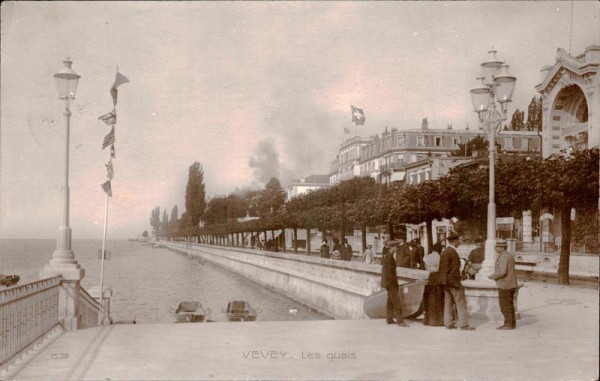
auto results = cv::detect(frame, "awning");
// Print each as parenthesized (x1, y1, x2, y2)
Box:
(390, 171, 406, 182)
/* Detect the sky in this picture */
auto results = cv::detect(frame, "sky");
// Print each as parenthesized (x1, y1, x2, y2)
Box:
(1, 1, 599, 240)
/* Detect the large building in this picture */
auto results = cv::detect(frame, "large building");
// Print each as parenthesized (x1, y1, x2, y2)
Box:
(329, 118, 541, 185)
(286, 174, 330, 201)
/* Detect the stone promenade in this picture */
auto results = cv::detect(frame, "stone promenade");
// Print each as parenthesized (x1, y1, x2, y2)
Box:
(7, 280, 598, 381)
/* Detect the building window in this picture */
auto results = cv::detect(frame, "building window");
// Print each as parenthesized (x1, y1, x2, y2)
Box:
(553, 116, 561, 121)
(552, 126, 561, 130)
(504, 137, 513, 149)
(434, 136, 442, 147)
(411, 154, 417, 163)
(453, 137, 460, 147)
(425, 170, 431, 181)
(552, 135, 560, 140)
(552, 144, 561, 149)
(554, 105, 564, 110)
(397, 136, 404, 146)
(417, 136, 424, 147)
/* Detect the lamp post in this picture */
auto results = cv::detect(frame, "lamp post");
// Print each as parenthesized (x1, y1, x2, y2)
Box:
(469, 48, 516, 279)
(40, 59, 85, 330)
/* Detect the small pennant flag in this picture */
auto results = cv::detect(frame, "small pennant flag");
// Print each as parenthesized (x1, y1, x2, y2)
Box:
(101, 180, 112, 197)
(110, 145, 116, 159)
(102, 126, 115, 149)
(343, 126, 351, 134)
(98, 109, 116, 125)
(351, 105, 365, 125)
(110, 70, 130, 106)
(105, 161, 114, 180)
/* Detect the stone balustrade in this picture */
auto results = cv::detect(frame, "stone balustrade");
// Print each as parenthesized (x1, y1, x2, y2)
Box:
(0, 276, 62, 368)
(79, 287, 101, 328)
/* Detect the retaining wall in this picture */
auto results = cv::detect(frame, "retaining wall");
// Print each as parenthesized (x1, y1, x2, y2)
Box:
(165, 243, 428, 319)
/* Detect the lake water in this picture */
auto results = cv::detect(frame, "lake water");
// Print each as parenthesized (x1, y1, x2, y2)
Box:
(0, 239, 331, 323)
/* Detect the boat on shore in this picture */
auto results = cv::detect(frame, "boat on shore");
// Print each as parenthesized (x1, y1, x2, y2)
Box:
(171, 301, 207, 323)
(362, 279, 426, 319)
(1, 274, 20, 287)
(224, 300, 258, 321)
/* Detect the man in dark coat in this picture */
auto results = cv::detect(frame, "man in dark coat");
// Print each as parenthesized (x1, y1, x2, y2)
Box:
(341, 238, 353, 261)
(410, 239, 425, 269)
(438, 232, 475, 330)
(395, 238, 412, 268)
(489, 239, 518, 330)
(320, 240, 330, 259)
(380, 240, 409, 327)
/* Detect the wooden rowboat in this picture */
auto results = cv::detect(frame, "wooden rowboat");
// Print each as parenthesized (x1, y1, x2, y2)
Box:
(362, 280, 426, 319)
(0, 274, 20, 287)
(171, 301, 207, 323)
(225, 300, 258, 321)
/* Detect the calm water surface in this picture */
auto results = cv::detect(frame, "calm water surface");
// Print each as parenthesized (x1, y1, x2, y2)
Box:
(0, 239, 331, 323)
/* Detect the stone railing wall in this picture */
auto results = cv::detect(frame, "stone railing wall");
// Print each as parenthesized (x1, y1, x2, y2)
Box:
(166, 242, 428, 319)
(79, 287, 101, 328)
(0, 276, 62, 368)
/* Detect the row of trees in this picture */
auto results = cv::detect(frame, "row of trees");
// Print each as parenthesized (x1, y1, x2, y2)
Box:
(508, 96, 543, 132)
(151, 148, 598, 285)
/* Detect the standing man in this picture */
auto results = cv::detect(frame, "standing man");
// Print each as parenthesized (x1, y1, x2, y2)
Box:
(395, 238, 412, 268)
(411, 239, 425, 269)
(465, 237, 485, 279)
(380, 240, 408, 327)
(341, 238, 353, 261)
(320, 240, 330, 259)
(438, 232, 475, 330)
(488, 239, 518, 330)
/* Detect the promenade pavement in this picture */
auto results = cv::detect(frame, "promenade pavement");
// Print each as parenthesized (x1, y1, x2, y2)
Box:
(8, 280, 598, 381)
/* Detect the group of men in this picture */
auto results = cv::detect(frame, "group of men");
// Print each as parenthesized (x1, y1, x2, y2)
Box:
(380, 232, 518, 330)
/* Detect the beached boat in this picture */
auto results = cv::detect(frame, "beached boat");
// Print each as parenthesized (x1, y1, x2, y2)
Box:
(171, 301, 207, 323)
(1, 274, 20, 287)
(225, 300, 258, 321)
(362, 279, 426, 319)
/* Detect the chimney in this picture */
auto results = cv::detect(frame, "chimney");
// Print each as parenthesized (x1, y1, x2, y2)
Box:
(421, 118, 428, 130)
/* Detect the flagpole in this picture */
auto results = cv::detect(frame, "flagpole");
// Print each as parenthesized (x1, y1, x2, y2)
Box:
(99, 191, 109, 325)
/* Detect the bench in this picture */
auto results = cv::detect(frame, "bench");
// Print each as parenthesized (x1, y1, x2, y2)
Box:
(515, 261, 538, 273)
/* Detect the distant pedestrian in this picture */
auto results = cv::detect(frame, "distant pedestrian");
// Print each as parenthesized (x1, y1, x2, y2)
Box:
(380, 240, 408, 327)
(331, 237, 341, 260)
(341, 238, 353, 261)
(411, 239, 425, 269)
(439, 232, 475, 330)
(395, 238, 412, 268)
(423, 241, 444, 326)
(320, 240, 330, 259)
(363, 244, 374, 264)
(465, 237, 484, 279)
(488, 239, 518, 330)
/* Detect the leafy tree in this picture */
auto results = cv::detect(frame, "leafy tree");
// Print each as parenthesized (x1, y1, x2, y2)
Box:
(451, 135, 488, 157)
(526, 96, 543, 132)
(258, 177, 285, 216)
(536, 148, 599, 284)
(150, 206, 161, 239)
(161, 209, 169, 237)
(184, 162, 206, 229)
(509, 109, 525, 131)
(169, 206, 179, 235)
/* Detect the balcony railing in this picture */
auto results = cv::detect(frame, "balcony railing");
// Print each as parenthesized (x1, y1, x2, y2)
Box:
(79, 287, 101, 328)
(0, 276, 62, 367)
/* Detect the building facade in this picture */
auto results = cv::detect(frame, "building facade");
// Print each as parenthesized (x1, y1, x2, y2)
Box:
(286, 174, 330, 201)
(535, 45, 599, 157)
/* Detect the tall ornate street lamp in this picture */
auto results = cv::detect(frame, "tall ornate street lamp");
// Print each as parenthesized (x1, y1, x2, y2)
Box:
(469, 48, 516, 279)
(40, 59, 85, 330)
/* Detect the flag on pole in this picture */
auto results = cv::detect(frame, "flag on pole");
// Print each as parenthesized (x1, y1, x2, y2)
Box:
(102, 127, 115, 149)
(101, 180, 112, 197)
(110, 69, 130, 106)
(343, 126, 351, 134)
(98, 109, 117, 125)
(351, 105, 365, 125)
(110, 145, 116, 159)
(105, 162, 114, 180)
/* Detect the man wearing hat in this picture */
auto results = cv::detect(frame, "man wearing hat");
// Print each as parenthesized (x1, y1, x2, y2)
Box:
(438, 232, 475, 330)
(488, 239, 518, 330)
(380, 240, 409, 327)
